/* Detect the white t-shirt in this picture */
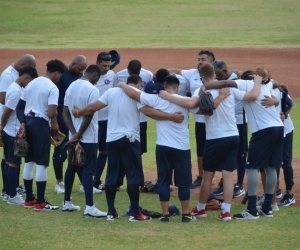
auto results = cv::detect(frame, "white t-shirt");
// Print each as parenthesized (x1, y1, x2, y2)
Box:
(99, 86, 144, 142)
(181, 69, 205, 123)
(193, 88, 241, 140)
(3, 82, 23, 137)
(64, 79, 99, 143)
(21, 76, 59, 122)
(235, 80, 283, 134)
(175, 74, 188, 97)
(0, 65, 19, 121)
(140, 92, 198, 150)
(116, 68, 153, 123)
(95, 70, 117, 121)
(284, 115, 294, 135)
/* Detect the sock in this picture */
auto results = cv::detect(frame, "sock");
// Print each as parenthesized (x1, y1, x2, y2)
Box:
(237, 153, 246, 186)
(263, 193, 273, 210)
(1, 159, 6, 192)
(53, 162, 63, 181)
(159, 185, 170, 201)
(82, 173, 93, 206)
(197, 202, 206, 211)
(64, 165, 76, 202)
(24, 179, 34, 201)
(178, 187, 190, 201)
(105, 185, 117, 213)
(127, 184, 140, 215)
(93, 153, 107, 187)
(221, 202, 231, 213)
(4, 164, 10, 196)
(247, 195, 257, 212)
(36, 181, 46, 204)
(8, 167, 18, 198)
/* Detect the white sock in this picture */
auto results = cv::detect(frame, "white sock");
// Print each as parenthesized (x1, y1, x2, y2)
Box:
(197, 202, 206, 211)
(221, 202, 231, 213)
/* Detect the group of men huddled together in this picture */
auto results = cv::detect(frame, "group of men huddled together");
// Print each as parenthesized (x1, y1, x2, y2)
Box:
(0, 50, 295, 222)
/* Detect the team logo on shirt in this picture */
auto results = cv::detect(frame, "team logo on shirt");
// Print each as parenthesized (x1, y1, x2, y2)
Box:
(104, 79, 110, 85)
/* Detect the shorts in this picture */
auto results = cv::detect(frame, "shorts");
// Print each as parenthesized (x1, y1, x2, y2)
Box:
(237, 123, 248, 156)
(195, 122, 206, 157)
(282, 130, 293, 169)
(247, 126, 284, 169)
(98, 120, 107, 152)
(139, 122, 147, 154)
(156, 145, 192, 187)
(1, 130, 21, 165)
(25, 117, 51, 166)
(106, 136, 143, 186)
(203, 136, 239, 172)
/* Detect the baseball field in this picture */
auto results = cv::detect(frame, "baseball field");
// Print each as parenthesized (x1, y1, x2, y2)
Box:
(0, 1, 300, 249)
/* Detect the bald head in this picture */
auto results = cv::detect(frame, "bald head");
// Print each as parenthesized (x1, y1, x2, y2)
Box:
(14, 54, 36, 72)
(69, 55, 87, 75)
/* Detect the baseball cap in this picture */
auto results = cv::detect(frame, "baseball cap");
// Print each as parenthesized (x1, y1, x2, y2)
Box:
(109, 50, 120, 70)
(144, 80, 165, 94)
(52, 142, 68, 164)
(168, 205, 180, 216)
(207, 192, 223, 203)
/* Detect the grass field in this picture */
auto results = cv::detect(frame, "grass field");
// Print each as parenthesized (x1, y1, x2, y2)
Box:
(0, 0, 299, 48)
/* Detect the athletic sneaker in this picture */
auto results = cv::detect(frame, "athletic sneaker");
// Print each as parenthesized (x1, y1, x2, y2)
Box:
(62, 200, 80, 212)
(16, 186, 26, 196)
(241, 191, 248, 204)
(212, 178, 223, 196)
(217, 212, 231, 222)
(34, 199, 59, 211)
(190, 207, 207, 218)
(1, 191, 5, 199)
(233, 209, 259, 220)
(158, 215, 170, 223)
(271, 203, 279, 211)
(83, 205, 107, 218)
(276, 189, 282, 199)
(79, 185, 102, 194)
(94, 181, 105, 191)
(278, 192, 295, 207)
(55, 182, 65, 194)
(106, 209, 119, 221)
(257, 206, 273, 217)
(7, 194, 25, 205)
(256, 197, 265, 207)
(182, 213, 196, 223)
(2, 193, 8, 202)
(233, 184, 245, 198)
(24, 198, 37, 208)
(190, 176, 202, 189)
(128, 211, 152, 222)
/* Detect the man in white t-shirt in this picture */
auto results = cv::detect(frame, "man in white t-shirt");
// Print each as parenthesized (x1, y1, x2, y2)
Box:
(72, 75, 183, 222)
(62, 65, 107, 218)
(0, 54, 36, 198)
(16, 59, 65, 212)
(168, 50, 216, 189)
(116, 60, 153, 155)
(93, 52, 117, 192)
(0, 66, 38, 205)
(199, 67, 284, 220)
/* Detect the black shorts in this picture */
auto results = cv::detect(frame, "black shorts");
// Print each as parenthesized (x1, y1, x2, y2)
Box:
(195, 122, 206, 157)
(2, 130, 21, 165)
(247, 126, 284, 169)
(203, 136, 239, 172)
(106, 137, 144, 186)
(237, 123, 248, 156)
(25, 117, 51, 166)
(98, 120, 107, 152)
(139, 122, 147, 154)
(156, 145, 192, 187)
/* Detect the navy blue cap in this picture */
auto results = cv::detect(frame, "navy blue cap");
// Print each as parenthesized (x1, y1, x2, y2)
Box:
(52, 142, 68, 164)
(144, 80, 165, 94)
(109, 50, 120, 70)
(168, 205, 180, 216)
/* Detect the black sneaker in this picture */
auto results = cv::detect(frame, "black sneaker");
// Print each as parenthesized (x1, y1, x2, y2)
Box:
(16, 186, 26, 195)
(158, 214, 170, 223)
(234, 209, 259, 220)
(190, 176, 202, 189)
(117, 186, 120, 191)
(276, 189, 282, 199)
(212, 178, 223, 196)
(106, 209, 119, 221)
(233, 184, 245, 198)
(181, 213, 196, 223)
(278, 192, 295, 207)
(241, 191, 248, 204)
(257, 206, 273, 217)
(94, 180, 105, 191)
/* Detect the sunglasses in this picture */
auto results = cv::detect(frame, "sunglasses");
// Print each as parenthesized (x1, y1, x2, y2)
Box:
(97, 54, 112, 61)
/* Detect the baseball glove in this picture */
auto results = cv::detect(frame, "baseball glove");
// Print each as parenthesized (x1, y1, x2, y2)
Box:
(141, 209, 163, 218)
(0, 133, 4, 147)
(14, 133, 29, 157)
(68, 141, 86, 167)
(140, 181, 155, 193)
(198, 92, 216, 116)
(206, 198, 221, 211)
(254, 67, 270, 84)
(51, 131, 66, 147)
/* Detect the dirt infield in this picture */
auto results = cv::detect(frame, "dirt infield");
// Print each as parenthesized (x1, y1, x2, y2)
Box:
(0, 48, 299, 206)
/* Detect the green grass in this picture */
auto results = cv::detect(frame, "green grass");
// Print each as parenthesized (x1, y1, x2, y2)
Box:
(0, 101, 299, 250)
(0, 0, 299, 48)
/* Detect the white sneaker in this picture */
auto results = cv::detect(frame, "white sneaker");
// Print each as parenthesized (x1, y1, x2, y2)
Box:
(16, 186, 26, 196)
(256, 197, 265, 207)
(83, 205, 107, 218)
(55, 182, 65, 194)
(7, 194, 25, 205)
(62, 200, 80, 212)
(271, 203, 279, 211)
(97, 183, 105, 191)
(79, 185, 102, 194)
(2, 193, 8, 202)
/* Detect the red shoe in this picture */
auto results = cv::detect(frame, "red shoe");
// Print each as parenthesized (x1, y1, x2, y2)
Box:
(34, 199, 59, 211)
(128, 211, 152, 222)
(24, 199, 37, 208)
(217, 212, 231, 221)
(191, 207, 207, 218)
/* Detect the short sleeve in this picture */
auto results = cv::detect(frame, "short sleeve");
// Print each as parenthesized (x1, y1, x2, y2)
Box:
(181, 69, 194, 83)
(231, 88, 245, 101)
(0, 74, 14, 93)
(192, 88, 200, 98)
(99, 89, 109, 105)
(140, 92, 159, 108)
(235, 80, 252, 92)
(63, 94, 68, 106)
(48, 87, 59, 105)
(21, 87, 27, 101)
(88, 89, 99, 105)
(5, 91, 22, 110)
